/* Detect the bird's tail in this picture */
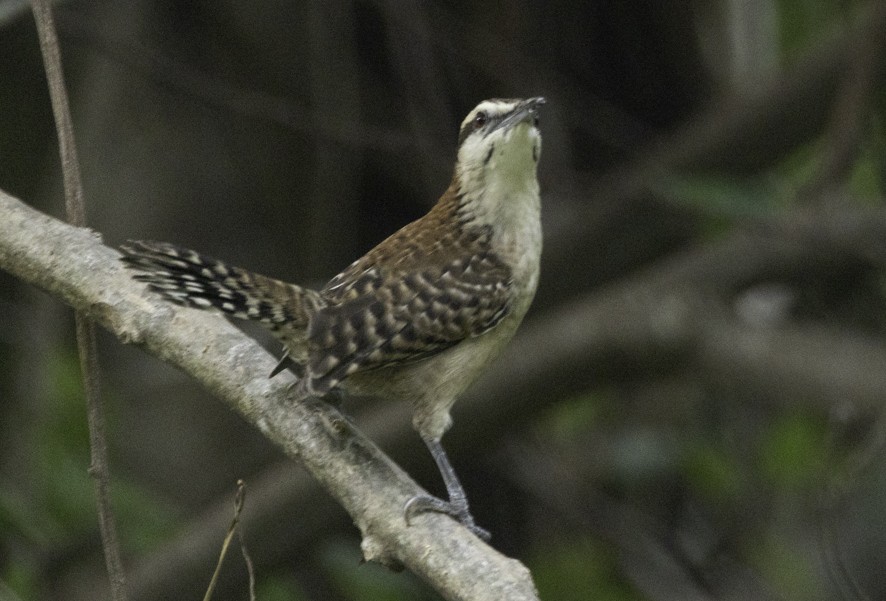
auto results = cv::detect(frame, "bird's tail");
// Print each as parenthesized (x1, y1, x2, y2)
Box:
(120, 240, 323, 338)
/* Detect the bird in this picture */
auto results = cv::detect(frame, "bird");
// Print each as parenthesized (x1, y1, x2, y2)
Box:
(121, 96, 546, 539)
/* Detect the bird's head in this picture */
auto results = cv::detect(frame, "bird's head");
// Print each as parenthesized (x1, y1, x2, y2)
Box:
(454, 97, 545, 202)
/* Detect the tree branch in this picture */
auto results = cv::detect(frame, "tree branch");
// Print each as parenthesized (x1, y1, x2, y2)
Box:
(0, 189, 540, 601)
(30, 0, 128, 598)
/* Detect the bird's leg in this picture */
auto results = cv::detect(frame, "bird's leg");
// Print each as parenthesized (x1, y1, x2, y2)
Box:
(404, 436, 490, 541)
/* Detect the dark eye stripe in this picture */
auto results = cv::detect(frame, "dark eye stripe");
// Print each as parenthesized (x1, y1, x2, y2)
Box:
(457, 111, 505, 147)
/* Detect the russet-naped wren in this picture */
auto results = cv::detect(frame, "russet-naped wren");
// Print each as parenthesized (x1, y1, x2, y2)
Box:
(121, 97, 546, 539)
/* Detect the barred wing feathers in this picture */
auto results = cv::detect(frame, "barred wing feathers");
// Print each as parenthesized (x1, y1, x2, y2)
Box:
(305, 222, 513, 395)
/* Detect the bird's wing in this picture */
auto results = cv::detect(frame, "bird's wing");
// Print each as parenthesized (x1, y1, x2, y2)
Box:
(304, 225, 512, 394)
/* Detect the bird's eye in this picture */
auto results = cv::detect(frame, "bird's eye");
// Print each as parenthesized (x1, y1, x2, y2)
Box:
(473, 112, 487, 129)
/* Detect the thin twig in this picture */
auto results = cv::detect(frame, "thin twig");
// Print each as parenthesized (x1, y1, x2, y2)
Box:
(236, 481, 257, 601)
(29, 2, 128, 599)
(203, 481, 253, 601)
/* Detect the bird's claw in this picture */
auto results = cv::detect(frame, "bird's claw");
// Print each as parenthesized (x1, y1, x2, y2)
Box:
(404, 494, 491, 541)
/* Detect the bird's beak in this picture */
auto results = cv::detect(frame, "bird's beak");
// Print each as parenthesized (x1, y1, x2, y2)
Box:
(492, 97, 546, 134)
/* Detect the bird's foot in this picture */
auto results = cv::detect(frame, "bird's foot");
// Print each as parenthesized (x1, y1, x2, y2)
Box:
(404, 494, 491, 541)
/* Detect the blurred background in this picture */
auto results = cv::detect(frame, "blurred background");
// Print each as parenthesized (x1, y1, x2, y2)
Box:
(1, 0, 886, 599)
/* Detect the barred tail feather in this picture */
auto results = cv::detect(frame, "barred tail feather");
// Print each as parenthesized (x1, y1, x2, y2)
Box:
(120, 240, 321, 332)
